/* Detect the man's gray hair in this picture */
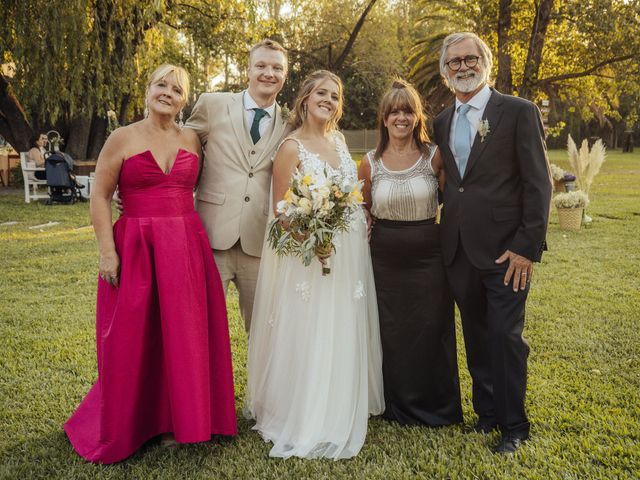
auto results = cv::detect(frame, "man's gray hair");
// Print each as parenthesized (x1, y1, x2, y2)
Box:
(439, 32, 493, 90)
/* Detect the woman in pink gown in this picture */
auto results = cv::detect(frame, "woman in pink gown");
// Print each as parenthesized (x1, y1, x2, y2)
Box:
(64, 64, 237, 464)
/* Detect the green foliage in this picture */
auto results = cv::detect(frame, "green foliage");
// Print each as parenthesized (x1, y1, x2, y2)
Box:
(3, 0, 640, 152)
(253, 0, 411, 129)
(1, 0, 170, 123)
(1, 150, 639, 478)
(409, 0, 640, 134)
(408, 0, 494, 95)
(159, 0, 262, 95)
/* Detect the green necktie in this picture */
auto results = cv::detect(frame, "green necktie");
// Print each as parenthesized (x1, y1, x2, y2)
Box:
(250, 108, 268, 144)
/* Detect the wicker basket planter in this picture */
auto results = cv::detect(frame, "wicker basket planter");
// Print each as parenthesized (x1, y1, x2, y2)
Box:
(557, 207, 583, 231)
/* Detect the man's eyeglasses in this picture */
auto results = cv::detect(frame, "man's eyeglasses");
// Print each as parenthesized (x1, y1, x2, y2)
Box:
(446, 55, 481, 71)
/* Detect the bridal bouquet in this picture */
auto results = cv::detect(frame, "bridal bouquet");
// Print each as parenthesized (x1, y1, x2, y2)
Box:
(267, 168, 364, 275)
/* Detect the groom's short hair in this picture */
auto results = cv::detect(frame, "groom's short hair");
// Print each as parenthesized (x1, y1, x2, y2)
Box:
(249, 39, 288, 67)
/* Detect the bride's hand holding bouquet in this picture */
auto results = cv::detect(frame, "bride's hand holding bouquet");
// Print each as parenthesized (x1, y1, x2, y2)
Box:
(268, 167, 364, 275)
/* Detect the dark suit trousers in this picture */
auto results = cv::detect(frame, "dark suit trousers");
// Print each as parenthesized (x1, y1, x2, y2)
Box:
(446, 242, 531, 437)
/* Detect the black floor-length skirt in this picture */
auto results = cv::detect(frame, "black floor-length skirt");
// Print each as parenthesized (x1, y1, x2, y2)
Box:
(370, 218, 463, 425)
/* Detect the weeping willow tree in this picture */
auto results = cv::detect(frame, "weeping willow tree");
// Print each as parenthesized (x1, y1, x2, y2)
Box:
(0, 0, 169, 156)
(0, 0, 269, 156)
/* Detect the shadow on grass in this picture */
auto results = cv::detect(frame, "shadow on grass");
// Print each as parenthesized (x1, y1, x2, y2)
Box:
(0, 429, 240, 479)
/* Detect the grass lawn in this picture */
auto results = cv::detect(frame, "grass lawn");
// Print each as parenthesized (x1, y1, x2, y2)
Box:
(1, 150, 638, 479)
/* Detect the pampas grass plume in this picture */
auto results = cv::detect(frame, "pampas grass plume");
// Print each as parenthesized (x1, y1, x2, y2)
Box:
(567, 135, 607, 195)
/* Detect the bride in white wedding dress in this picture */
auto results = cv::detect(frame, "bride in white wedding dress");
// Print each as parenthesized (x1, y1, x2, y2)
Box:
(246, 70, 384, 460)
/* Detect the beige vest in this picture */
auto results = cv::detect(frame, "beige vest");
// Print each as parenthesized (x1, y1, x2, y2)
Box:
(186, 91, 289, 257)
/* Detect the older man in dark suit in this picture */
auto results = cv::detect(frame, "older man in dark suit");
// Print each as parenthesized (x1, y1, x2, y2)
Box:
(433, 32, 552, 453)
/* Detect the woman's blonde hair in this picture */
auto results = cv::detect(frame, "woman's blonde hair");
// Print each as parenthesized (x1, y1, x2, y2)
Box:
(146, 64, 190, 105)
(375, 78, 431, 159)
(290, 70, 343, 131)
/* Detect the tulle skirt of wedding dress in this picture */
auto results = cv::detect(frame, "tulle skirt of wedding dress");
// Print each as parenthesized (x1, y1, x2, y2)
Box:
(246, 209, 385, 460)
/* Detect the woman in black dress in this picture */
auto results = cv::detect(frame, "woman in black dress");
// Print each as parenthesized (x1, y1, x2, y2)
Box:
(358, 79, 462, 426)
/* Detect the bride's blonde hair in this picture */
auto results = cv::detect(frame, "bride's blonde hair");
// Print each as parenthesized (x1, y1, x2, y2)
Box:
(290, 70, 343, 132)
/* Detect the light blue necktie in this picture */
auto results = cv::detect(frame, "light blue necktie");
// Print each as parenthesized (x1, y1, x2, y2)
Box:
(454, 103, 472, 177)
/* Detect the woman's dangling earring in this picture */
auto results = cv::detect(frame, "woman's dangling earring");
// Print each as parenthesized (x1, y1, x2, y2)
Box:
(178, 110, 184, 129)
(303, 103, 307, 118)
(144, 101, 149, 119)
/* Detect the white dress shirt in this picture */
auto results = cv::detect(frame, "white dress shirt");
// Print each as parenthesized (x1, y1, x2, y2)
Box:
(243, 91, 276, 139)
(449, 84, 492, 158)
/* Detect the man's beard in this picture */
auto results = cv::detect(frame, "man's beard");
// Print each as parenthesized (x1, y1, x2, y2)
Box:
(450, 71, 484, 93)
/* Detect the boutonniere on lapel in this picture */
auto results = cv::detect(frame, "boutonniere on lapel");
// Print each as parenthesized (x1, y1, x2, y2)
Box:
(478, 119, 490, 142)
(280, 104, 292, 124)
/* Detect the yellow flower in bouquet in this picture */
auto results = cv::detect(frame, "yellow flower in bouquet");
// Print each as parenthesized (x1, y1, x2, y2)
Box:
(283, 188, 296, 204)
(349, 189, 364, 204)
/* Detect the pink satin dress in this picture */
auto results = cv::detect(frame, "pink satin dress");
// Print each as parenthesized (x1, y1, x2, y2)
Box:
(65, 149, 237, 464)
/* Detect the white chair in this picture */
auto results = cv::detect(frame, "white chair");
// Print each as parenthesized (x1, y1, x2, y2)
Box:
(20, 152, 49, 203)
(88, 171, 95, 198)
(75, 175, 90, 195)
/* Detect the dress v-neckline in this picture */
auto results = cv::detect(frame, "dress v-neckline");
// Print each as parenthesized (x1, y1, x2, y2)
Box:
(296, 133, 344, 171)
(147, 149, 183, 176)
(124, 149, 198, 176)
(141, 148, 194, 176)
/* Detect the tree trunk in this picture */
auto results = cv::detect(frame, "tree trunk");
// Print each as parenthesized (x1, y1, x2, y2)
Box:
(332, 0, 379, 71)
(119, 94, 131, 125)
(87, 114, 108, 160)
(268, 0, 282, 21)
(66, 114, 93, 159)
(495, 0, 514, 94)
(518, 0, 554, 99)
(224, 53, 230, 91)
(0, 74, 33, 152)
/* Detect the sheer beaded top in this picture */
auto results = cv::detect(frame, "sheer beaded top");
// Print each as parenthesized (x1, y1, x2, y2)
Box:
(368, 146, 439, 221)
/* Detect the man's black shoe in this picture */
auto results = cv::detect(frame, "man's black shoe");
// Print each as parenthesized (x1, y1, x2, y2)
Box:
(473, 418, 498, 434)
(494, 432, 528, 454)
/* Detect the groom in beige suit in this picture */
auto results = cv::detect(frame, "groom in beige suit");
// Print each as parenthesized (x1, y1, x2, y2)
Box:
(186, 39, 289, 332)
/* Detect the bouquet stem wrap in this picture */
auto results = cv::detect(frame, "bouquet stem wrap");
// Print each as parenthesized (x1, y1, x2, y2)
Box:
(315, 237, 334, 275)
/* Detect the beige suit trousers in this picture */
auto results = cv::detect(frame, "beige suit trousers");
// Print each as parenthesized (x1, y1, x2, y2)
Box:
(213, 242, 261, 333)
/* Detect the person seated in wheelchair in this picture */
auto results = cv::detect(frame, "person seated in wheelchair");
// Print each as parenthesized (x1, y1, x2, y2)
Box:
(45, 152, 87, 203)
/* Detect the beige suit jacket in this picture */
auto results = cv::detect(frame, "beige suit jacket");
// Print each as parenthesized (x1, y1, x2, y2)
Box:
(186, 91, 288, 257)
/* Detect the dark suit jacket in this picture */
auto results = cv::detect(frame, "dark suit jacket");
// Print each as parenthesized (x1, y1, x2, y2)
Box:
(433, 89, 552, 269)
